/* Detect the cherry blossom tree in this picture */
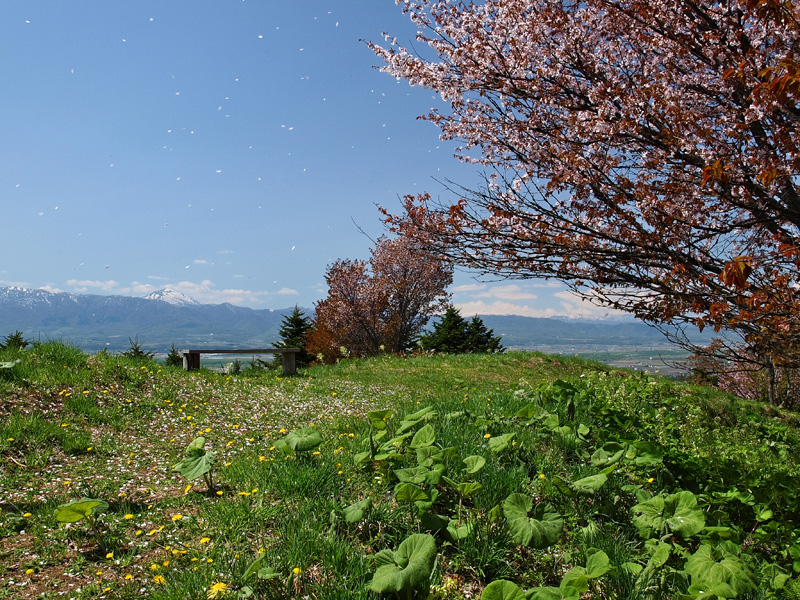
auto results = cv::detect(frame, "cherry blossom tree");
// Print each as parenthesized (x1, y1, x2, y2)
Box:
(372, 0, 800, 402)
(307, 236, 452, 360)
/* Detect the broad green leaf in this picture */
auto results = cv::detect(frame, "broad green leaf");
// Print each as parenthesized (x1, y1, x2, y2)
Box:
(410, 424, 436, 449)
(571, 473, 608, 496)
(446, 519, 475, 542)
(686, 581, 737, 598)
(185, 436, 206, 452)
(632, 490, 705, 539)
(488, 433, 516, 454)
(395, 467, 427, 484)
(55, 498, 109, 523)
(416, 446, 443, 466)
(404, 406, 437, 422)
(684, 543, 757, 596)
(343, 497, 372, 524)
(173, 438, 216, 480)
(515, 403, 538, 419)
(527, 588, 563, 600)
(353, 450, 371, 465)
(480, 579, 527, 600)
(504, 493, 563, 548)
(630, 440, 664, 466)
(463, 455, 486, 474)
(367, 409, 393, 430)
(591, 442, 626, 467)
(420, 511, 449, 531)
(395, 483, 429, 503)
(543, 414, 560, 430)
(370, 533, 437, 594)
(456, 482, 484, 499)
(561, 566, 589, 594)
(585, 548, 610, 578)
(284, 427, 322, 452)
(552, 476, 576, 498)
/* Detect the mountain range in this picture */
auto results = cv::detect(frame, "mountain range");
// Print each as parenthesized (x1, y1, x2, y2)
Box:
(0, 286, 696, 353)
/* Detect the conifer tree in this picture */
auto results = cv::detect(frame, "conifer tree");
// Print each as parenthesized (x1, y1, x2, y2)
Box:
(419, 308, 504, 354)
(275, 306, 314, 367)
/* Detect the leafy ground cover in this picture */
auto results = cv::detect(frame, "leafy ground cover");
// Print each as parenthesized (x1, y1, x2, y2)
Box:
(1, 342, 799, 599)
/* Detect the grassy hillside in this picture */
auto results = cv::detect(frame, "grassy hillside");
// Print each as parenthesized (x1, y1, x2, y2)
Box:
(1, 343, 799, 599)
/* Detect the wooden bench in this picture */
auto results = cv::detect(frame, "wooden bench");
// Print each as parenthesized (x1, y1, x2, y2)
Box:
(181, 348, 301, 375)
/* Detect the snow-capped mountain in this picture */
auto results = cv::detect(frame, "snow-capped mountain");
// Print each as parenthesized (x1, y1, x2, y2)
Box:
(0, 286, 296, 352)
(143, 288, 199, 306)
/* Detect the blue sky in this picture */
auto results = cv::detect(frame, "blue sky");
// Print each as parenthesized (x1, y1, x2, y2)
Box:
(1, 1, 618, 319)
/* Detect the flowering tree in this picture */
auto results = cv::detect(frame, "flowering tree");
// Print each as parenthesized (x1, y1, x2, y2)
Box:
(307, 236, 452, 360)
(372, 0, 800, 403)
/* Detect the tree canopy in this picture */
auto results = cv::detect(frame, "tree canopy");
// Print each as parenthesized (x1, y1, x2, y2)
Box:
(307, 236, 452, 360)
(419, 308, 505, 354)
(373, 0, 800, 401)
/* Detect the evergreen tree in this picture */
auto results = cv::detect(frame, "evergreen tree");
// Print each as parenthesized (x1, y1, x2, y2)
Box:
(419, 308, 504, 354)
(274, 306, 314, 367)
(465, 316, 504, 354)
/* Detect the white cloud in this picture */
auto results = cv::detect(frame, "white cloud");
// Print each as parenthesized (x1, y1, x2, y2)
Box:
(552, 290, 627, 319)
(277, 287, 299, 295)
(66, 279, 119, 292)
(451, 283, 487, 293)
(38, 285, 63, 293)
(194, 259, 208, 265)
(146, 275, 169, 281)
(454, 300, 561, 318)
(474, 284, 538, 301)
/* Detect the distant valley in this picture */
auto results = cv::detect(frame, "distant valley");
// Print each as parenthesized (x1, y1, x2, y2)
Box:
(0, 287, 706, 373)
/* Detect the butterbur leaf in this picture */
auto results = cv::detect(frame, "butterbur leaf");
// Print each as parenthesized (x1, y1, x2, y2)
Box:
(463, 455, 486, 474)
(370, 533, 437, 594)
(591, 442, 625, 467)
(488, 433, 515, 454)
(343, 497, 372, 524)
(173, 437, 215, 480)
(55, 498, 109, 523)
(410, 424, 436, 449)
(480, 579, 528, 600)
(571, 473, 608, 495)
(515, 403, 538, 419)
(632, 490, 705, 539)
(684, 543, 757, 596)
(504, 493, 563, 548)
(367, 409, 393, 430)
(446, 519, 475, 541)
(585, 548, 610, 578)
(284, 427, 322, 452)
(416, 446, 443, 466)
(456, 481, 483, 499)
(395, 483, 429, 503)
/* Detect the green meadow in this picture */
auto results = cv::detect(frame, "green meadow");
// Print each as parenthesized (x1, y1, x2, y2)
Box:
(1, 341, 799, 599)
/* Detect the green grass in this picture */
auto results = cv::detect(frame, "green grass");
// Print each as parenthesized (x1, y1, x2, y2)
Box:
(1, 343, 799, 599)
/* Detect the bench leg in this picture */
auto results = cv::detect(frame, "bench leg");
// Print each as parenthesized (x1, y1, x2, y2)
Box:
(282, 352, 297, 375)
(183, 352, 201, 371)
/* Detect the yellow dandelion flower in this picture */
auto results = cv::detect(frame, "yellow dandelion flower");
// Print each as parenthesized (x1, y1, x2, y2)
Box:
(538, 473, 546, 479)
(125, 574, 133, 580)
(647, 477, 655, 483)
(154, 575, 165, 584)
(171, 514, 183, 522)
(25, 568, 34, 575)
(207, 582, 228, 599)
(106, 552, 114, 559)
(150, 564, 160, 571)
(23, 512, 32, 517)
(484, 433, 491, 439)
(200, 537, 211, 544)
(293, 567, 302, 575)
